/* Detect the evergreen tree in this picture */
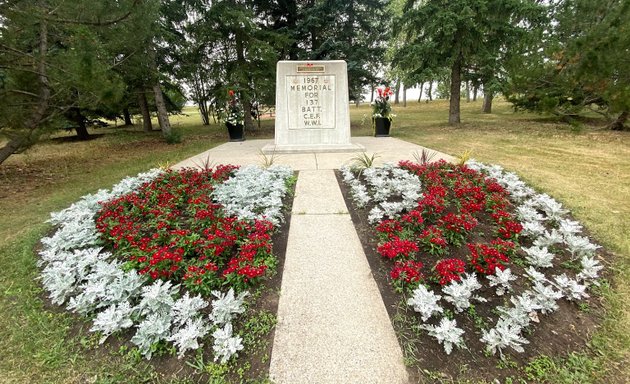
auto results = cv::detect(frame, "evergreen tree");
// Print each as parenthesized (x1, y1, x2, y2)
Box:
(504, 0, 630, 129)
(0, 0, 143, 165)
(393, 0, 543, 124)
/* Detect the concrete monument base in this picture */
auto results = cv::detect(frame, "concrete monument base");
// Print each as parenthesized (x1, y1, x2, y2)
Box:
(262, 142, 365, 154)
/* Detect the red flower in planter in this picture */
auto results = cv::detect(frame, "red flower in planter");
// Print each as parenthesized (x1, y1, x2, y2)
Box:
(467, 242, 510, 275)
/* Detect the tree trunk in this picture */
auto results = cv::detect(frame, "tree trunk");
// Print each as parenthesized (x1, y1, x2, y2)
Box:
(69, 107, 90, 140)
(198, 101, 209, 125)
(138, 92, 153, 132)
(0, 137, 26, 165)
(466, 81, 471, 102)
(307, 0, 320, 55)
(123, 108, 133, 125)
(482, 91, 493, 114)
(473, 85, 478, 101)
(449, 56, 462, 125)
(394, 80, 400, 104)
(418, 82, 424, 102)
(243, 101, 255, 132)
(153, 82, 172, 137)
(235, 29, 254, 132)
(75, 122, 90, 140)
(427, 82, 433, 102)
(402, 84, 407, 107)
(284, 0, 300, 59)
(609, 111, 629, 130)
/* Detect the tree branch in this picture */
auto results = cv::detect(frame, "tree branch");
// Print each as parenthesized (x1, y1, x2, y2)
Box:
(44, 0, 142, 27)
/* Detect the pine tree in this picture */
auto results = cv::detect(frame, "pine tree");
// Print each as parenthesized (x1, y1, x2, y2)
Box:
(393, 0, 543, 124)
(0, 0, 144, 165)
(504, 0, 630, 129)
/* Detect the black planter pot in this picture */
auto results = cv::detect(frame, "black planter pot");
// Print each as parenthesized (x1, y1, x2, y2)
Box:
(373, 117, 391, 137)
(226, 122, 245, 142)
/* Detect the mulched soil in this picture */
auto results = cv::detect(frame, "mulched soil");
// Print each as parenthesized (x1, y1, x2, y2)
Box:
(334, 169, 610, 383)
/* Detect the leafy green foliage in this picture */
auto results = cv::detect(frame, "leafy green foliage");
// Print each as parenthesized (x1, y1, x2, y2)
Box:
(504, 0, 630, 129)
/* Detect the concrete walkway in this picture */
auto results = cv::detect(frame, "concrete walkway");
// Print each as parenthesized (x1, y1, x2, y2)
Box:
(173, 137, 454, 384)
(173, 136, 453, 171)
(269, 169, 408, 383)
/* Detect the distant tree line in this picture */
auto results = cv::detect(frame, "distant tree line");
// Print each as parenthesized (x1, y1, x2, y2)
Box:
(0, 0, 627, 165)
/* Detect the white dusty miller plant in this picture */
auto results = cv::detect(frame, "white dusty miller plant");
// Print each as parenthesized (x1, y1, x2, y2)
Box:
(168, 318, 211, 359)
(342, 164, 421, 223)
(522, 245, 555, 268)
(421, 318, 466, 355)
(212, 165, 293, 225)
(90, 301, 135, 344)
(481, 318, 530, 357)
(442, 274, 486, 313)
(486, 267, 517, 296)
(407, 285, 444, 322)
(212, 323, 244, 364)
(131, 312, 173, 359)
(577, 256, 603, 284)
(209, 289, 249, 326)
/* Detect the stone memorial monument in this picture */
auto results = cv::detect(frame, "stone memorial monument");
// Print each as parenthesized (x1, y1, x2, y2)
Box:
(263, 60, 364, 153)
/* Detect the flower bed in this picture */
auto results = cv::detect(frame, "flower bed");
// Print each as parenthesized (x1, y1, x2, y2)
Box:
(39, 165, 294, 362)
(342, 160, 603, 360)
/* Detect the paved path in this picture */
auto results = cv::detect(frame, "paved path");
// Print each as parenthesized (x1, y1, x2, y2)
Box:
(268, 169, 408, 383)
(174, 137, 454, 383)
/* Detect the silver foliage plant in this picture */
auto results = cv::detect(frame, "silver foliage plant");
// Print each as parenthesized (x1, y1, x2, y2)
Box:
(522, 245, 555, 268)
(486, 267, 517, 296)
(168, 318, 211, 359)
(212, 323, 244, 364)
(211, 165, 293, 226)
(421, 318, 466, 355)
(209, 289, 249, 326)
(91, 301, 135, 344)
(407, 285, 444, 322)
(341, 163, 422, 224)
(38, 168, 253, 362)
(481, 318, 530, 357)
(131, 312, 173, 359)
(341, 166, 371, 208)
(442, 274, 486, 313)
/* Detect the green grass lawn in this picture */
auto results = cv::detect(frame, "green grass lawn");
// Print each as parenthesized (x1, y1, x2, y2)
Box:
(1, 100, 628, 383)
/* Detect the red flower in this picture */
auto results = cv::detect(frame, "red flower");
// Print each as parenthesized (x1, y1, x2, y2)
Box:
(377, 237, 419, 259)
(391, 260, 424, 291)
(467, 242, 510, 275)
(435, 258, 466, 285)
(96, 166, 277, 295)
